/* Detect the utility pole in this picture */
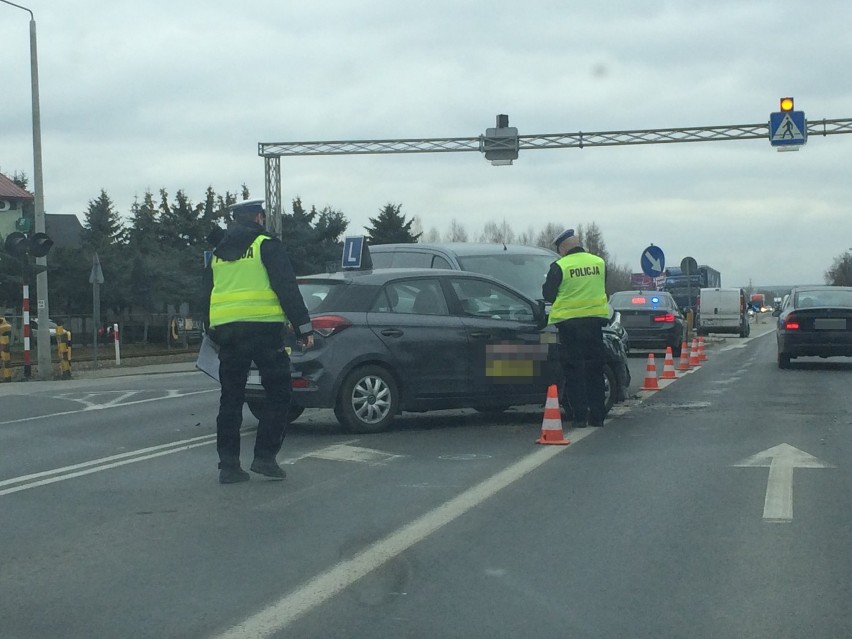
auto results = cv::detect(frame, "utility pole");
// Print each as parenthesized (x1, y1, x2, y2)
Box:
(2, 0, 52, 379)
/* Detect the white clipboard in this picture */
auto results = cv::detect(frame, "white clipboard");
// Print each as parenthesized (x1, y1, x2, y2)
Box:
(195, 334, 221, 383)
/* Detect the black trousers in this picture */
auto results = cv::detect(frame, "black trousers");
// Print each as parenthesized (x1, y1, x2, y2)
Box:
(556, 317, 606, 424)
(214, 324, 291, 468)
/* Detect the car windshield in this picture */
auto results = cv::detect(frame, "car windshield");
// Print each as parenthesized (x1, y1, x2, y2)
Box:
(794, 289, 852, 308)
(609, 292, 674, 310)
(456, 253, 554, 301)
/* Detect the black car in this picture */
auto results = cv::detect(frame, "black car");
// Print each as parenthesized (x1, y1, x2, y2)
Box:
(245, 268, 630, 432)
(608, 290, 685, 355)
(775, 285, 852, 368)
(369, 241, 631, 398)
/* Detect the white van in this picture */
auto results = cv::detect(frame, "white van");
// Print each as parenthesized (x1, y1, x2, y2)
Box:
(697, 288, 750, 337)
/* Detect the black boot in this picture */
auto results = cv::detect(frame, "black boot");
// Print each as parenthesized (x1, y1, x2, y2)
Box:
(250, 458, 287, 480)
(219, 466, 250, 484)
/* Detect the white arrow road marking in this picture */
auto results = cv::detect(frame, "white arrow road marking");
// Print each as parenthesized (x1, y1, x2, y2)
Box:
(288, 443, 405, 466)
(643, 250, 662, 272)
(734, 443, 834, 523)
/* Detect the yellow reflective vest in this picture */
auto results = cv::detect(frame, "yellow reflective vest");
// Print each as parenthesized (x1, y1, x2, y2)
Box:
(209, 235, 287, 328)
(548, 251, 608, 324)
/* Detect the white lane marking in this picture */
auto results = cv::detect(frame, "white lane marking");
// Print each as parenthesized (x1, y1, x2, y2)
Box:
(0, 432, 225, 496)
(734, 443, 834, 523)
(0, 388, 217, 425)
(212, 428, 597, 639)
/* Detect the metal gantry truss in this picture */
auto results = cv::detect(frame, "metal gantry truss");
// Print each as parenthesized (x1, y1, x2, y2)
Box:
(259, 117, 852, 235)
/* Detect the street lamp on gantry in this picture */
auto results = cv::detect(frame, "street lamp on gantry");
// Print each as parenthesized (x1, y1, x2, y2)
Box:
(1, 0, 52, 380)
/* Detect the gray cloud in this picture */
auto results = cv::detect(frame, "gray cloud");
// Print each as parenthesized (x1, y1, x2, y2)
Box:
(2, 0, 851, 288)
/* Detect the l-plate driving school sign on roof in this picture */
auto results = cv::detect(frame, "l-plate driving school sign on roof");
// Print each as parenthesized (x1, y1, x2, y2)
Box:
(769, 110, 807, 148)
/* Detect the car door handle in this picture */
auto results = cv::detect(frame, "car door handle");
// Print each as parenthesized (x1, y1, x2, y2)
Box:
(469, 331, 491, 339)
(380, 329, 404, 337)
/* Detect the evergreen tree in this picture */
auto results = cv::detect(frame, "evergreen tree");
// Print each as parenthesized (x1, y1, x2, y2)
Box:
(280, 197, 349, 275)
(127, 190, 159, 253)
(81, 190, 124, 253)
(80, 190, 128, 313)
(158, 189, 203, 248)
(365, 203, 421, 244)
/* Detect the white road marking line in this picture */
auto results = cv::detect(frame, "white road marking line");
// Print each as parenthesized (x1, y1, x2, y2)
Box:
(0, 432, 226, 495)
(0, 388, 217, 425)
(212, 428, 597, 639)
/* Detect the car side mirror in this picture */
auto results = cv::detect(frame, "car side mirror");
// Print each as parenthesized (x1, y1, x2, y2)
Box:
(536, 300, 548, 329)
(772, 309, 781, 317)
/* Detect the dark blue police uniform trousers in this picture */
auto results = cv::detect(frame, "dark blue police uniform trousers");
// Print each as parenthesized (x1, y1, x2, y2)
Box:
(214, 323, 291, 468)
(555, 316, 606, 423)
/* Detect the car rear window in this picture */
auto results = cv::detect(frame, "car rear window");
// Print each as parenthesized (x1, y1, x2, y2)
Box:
(795, 289, 852, 308)
(298, 281, 350, 312)
(456, 254, 554, 301)
(610, 292, 674, 310)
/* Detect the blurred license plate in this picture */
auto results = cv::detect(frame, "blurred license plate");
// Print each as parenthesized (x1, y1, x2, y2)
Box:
(814, 318, 846, 330)
(248, 370, 262, 385)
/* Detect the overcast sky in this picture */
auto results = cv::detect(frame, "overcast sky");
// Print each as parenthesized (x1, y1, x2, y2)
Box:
(2, 0, 851, 288)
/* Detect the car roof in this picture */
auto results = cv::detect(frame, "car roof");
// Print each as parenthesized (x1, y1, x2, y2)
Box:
(299, 267, 518, 285)
(368, 242, 558, 257)
(790, 285, 852, 293)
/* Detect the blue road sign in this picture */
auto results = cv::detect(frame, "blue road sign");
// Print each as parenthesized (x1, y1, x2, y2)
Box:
(769, 111, 807, 147)
(342, 236, 365, 269)
(641, 245, 665, 277)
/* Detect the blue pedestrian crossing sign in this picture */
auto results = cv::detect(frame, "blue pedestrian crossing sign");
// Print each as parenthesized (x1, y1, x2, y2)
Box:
(769, 110, 807, 147)
(640, 245, 665, 277)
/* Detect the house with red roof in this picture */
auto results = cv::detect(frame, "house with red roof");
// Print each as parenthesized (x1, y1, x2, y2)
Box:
(0, 172, 34, 239)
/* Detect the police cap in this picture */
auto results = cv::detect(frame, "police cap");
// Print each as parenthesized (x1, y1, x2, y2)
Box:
(552, 228, 575, 247)
(229, 199, 265, 221)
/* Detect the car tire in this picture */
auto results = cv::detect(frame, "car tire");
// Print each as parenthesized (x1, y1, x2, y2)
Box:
(603, 363, 616, 414)
(247, 400, 305, 424)
(335, 365, 399, 433)
(777, 350, 791, 369)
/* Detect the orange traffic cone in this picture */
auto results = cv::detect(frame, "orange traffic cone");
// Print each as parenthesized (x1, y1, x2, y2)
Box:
(698, 336, 708, 361)
(661, 346, 678, 379)
(641, 353, 660, 390)
(688, 338, 701, 367)
(677, 340, 690, 371)
(537, 385, 570, 445)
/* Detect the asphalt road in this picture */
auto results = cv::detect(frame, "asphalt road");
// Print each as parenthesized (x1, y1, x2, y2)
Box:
(1, 319, 850, 639)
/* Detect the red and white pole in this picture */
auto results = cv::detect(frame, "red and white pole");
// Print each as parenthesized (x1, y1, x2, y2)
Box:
(113, 322, 121, 365)
(22, 284, 31, 379)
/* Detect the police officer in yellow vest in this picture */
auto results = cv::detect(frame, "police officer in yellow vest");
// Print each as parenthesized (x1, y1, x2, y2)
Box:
(542, 228, 609, 427)
(202, 199, 314, 484)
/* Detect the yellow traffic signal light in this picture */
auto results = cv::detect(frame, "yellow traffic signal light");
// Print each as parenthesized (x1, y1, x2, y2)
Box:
(780, 97, 794, 112)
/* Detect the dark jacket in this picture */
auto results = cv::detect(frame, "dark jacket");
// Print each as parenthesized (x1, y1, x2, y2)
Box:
(201, 221, 313, 338)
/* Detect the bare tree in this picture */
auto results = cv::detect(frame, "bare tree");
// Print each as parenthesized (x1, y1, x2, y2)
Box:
(421, 226, 442, 243)
(447, 219, 469, 242)
(535, 222, 564, 248)
(825, 251, 852, 286)
(580, 222, 610, 262)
